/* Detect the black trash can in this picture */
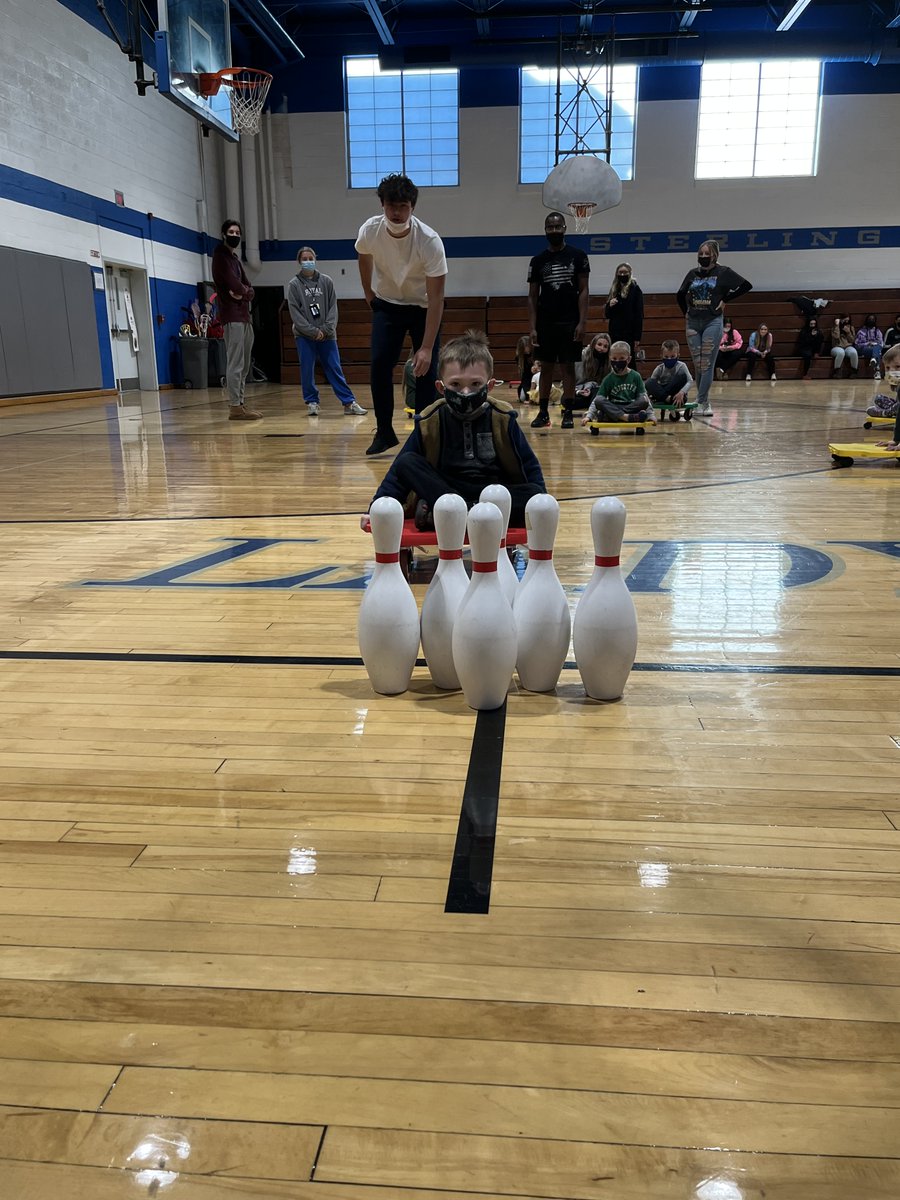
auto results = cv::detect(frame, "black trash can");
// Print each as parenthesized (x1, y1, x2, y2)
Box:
(178, 335, 208, 389)
(207, 337, 227, 387)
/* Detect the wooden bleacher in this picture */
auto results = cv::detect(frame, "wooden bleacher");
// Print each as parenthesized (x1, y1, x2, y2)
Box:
(280, 289, 898, 387)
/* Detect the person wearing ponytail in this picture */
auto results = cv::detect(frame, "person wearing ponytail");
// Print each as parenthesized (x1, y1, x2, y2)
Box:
(604, 263, 644, 364)
(676, 239, 752, 417)
(211, 217, 262, 420)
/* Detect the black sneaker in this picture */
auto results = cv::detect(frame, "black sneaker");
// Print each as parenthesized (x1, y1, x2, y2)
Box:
(560, 411, 574, 429)
(365, 431, 400, 456)
(530, 411, 551, 429)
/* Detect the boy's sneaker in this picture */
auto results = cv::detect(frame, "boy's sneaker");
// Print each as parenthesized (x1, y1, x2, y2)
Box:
(307, 402, 319, 416)
(344, 401, 367, 415)
(560, 411, 574, 429)
(695, 400, 713, 416)
(745, 374, 752, 381)
(530, 411, 551, 428)
(770, 374, 777, 381)
(874, 370, 882, 381)
(414, 499, 434, 532)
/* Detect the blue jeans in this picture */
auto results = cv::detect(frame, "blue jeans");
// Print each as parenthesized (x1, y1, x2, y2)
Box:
(370, 299, 440, 435)
(859, 343, 883, 368)
(685, 312, 723, 406)
(296, 336, 355, 406)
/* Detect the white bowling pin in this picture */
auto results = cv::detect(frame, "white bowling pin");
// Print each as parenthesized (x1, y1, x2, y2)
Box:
(479, 484, 519, 605)
(420, 493, 469, 689)
(573, 496, 638, 701)
(513, 493, 571, 692)
(452, 502, 517, 711)
(358, 496, 420, 695)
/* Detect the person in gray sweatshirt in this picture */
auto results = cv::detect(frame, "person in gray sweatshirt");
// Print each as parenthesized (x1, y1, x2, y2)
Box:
(645, 339, 695, 416)
(287, 247, 367, 417)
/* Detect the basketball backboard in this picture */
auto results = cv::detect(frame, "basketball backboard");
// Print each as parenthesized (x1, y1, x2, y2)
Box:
(542, 156, 622, 231)
(155, 0, 237, 140)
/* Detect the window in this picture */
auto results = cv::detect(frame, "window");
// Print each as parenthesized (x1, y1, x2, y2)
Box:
(519, 65, 637, 185)
(695, 60, 821, 179)
(344, 57, 459, 189)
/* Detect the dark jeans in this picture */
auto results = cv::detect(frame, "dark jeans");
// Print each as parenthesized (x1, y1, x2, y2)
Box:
(370, 299, 440, 436)
(716, 348, 743, 375)
(745, 351, 776, 377)
(798, 351, 815, 377)
(646, 378, 684, 403)
(392, 453, 542, 527)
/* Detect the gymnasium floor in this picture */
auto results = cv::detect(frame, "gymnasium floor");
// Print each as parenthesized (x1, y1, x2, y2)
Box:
(0, 373, 899, 1198)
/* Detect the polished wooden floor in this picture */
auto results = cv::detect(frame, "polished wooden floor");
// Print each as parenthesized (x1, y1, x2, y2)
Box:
(0, 373, 899, 1198)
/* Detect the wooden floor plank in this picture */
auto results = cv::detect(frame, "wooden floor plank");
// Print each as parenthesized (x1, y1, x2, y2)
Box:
(3, 377, 900, 1194)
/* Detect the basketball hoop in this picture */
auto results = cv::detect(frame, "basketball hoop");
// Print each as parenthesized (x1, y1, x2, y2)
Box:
(567, 202, 597, 234)
(197, 67, 273, 136)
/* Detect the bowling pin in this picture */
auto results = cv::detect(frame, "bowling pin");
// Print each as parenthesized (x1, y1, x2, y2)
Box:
(513, 493, 571, 692)
(479, 484, 519, 605)
(573, 496, 638, 701)
(358, 496, 420, 695)
(420, 493, 469, 689)
(452, 502, 517, 711)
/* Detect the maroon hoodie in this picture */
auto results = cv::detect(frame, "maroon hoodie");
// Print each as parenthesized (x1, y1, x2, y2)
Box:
(211, 243, 254, 324)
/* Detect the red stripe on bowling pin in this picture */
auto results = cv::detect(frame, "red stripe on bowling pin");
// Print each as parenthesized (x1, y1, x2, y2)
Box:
(529, 549, 553, 560)
(595, 555, 620, 566)
(439, 548, 464, 560)
(375, 552, 400, 563)
(472, 561, 498, 573)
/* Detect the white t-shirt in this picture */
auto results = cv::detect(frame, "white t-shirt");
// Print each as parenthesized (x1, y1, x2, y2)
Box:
(354, 215, 447, 308)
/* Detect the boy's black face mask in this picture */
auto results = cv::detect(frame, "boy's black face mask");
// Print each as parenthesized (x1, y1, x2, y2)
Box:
(444, 385, 490, 418)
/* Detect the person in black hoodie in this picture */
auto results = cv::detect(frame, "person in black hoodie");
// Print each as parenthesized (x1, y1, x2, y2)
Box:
(604, 263, 644, 363)
(795, 316, 824, 379)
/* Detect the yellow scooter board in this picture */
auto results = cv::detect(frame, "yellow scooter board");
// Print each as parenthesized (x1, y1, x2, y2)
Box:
(829, 442, 900, 468)
(588, 418, 655, 437)
(862, 415, 895, 429)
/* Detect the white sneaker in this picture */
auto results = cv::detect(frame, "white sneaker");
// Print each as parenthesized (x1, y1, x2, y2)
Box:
(307, 402, 319, 416)
(745, 374, 752, 382)
(770, 374, 777, 381)
(695, 400, 712, 416)
(344, 400, 367, 415)
(874, 370, 882, 381)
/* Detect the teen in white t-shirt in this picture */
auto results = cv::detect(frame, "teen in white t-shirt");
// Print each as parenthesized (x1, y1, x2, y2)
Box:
(355, 173, 447, 456)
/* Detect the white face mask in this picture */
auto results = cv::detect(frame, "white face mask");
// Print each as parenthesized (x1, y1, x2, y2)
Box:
(385, 217, 411, 235)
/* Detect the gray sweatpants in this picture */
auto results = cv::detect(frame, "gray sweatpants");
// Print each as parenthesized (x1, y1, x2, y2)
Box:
(223, 321, 254, 407)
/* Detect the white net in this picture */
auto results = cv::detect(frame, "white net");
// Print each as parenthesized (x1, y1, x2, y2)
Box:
(567, 202, 597, 234)
(221, 68, 273, 136)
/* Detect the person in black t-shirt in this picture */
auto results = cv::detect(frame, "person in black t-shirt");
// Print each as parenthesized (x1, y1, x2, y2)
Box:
(526, 212, 590, 430)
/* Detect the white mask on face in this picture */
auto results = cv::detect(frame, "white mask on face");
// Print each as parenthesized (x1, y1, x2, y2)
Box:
(385, 217, 411, 234)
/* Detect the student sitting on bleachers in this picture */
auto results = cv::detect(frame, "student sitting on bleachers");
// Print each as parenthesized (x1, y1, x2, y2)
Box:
(796, 317, 824, 380)
(715, 318, 744, 378)
(855, 315, 884, 380)
(744, 323, 777, 382)
(831, 316, 859, 376)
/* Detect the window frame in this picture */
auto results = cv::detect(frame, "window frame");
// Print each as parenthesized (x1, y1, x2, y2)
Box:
(694, 59, 823, 181)
(517, 64, 639, 186)
(344, 56, 460, 190)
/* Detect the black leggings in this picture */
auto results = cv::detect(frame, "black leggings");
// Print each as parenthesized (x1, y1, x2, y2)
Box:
(745, 351, 776, 377)
(716, 348, 743, 375)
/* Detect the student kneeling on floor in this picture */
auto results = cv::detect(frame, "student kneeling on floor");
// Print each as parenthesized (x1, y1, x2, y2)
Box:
(370, 330, 546, 529)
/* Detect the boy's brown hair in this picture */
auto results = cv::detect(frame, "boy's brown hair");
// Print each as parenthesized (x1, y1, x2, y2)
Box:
(661, 339, 680, 355)
(438, 329, 494, 377)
